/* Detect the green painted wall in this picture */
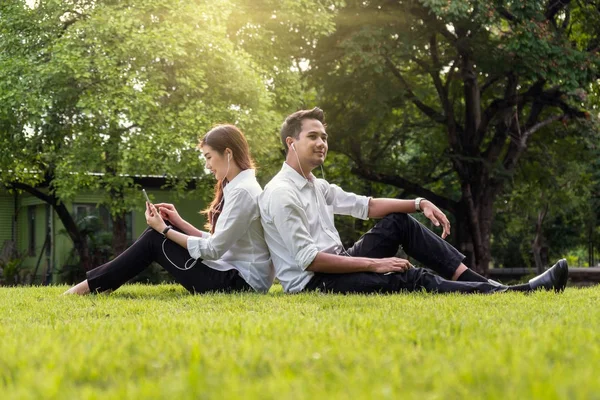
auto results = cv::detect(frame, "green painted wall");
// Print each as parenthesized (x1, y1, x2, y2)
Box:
(135, 189, 207, 238)
(0, 194, 13, 243)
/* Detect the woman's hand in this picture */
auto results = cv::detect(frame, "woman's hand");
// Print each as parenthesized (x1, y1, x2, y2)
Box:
(145, 202, 167, 233)
(154, 203, 184, 228)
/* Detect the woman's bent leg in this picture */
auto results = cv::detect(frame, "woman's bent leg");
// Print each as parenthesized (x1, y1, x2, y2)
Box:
(86, 227, 251, 294)
(86, 228, 162, 293)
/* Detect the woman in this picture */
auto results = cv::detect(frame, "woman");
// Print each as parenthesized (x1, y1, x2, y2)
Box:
(64, 125, 274, 295)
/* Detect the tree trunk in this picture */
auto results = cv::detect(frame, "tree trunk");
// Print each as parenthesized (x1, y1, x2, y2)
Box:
(53, 202, 93, 271)
(105, 122, 127, 256)
(454, 176, 498, 275)
(454, 209, 477, 270)
(532, 205, 549, 273)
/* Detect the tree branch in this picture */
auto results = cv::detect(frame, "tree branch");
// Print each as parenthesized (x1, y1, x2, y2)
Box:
(479, 79, 546, 139)
(383, 56, 447, 124)
(482, 73, 520, 163)
(428, 34, 452, 119)
(443, 57, 459, 92)
(503, 114, 565, 172)
(498, 7, 517, 22)
(480, 75, 502, 95)
(8, 182, 54, 205)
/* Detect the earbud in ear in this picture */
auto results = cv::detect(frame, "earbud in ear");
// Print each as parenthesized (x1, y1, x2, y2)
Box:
(227, 153, 231, 161)
(291, 143, 296, 151)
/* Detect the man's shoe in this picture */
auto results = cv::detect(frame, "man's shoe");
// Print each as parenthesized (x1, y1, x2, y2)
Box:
(528, 259, 569, 292)
(488, 278, 504, 287)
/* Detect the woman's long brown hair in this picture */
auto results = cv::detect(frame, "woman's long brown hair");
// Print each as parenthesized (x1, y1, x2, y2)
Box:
(199, 125, 255, 233)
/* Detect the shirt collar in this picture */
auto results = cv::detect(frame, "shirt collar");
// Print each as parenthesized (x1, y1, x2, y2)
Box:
(223, 169, 255, 195)
(280, 162, 315, 189)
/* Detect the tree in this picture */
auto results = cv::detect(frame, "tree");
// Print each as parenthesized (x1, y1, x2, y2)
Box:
(1, 0, 335, 271)
(308, 0, 600, 273)
(491, 119, 599, 271)
(0, 0, 271, 269)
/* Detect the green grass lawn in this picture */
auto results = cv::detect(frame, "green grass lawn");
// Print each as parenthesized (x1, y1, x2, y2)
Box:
(1, 284, 599, 399)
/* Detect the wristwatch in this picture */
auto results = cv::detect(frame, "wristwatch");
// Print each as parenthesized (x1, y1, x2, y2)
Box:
(415, 197, 425, 212)
(161, 226, 171, 237)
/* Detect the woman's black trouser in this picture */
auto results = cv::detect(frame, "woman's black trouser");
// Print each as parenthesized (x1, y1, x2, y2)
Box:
(86, 228, 251, 294)
(305, 213, 505, 294)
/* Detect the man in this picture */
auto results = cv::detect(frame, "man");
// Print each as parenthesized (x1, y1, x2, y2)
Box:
(259, 107, 568, 294)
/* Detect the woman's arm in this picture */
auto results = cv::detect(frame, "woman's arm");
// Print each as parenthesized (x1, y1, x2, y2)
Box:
(154, 202, 209, 237)
(149, 189, 258, 260)
(145, 203, 190, 248)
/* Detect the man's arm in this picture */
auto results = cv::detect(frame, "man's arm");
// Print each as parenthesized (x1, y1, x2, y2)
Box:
(368, 198, 452, 239)
(268, 188, 410, 274)
(306, 252, 411, 274)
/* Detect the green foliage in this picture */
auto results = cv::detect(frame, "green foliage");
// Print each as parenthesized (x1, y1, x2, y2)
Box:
(0, 0, 335, 211)
(305, 0, 600, 269)
(0, 240, 29, 286)
(1, 285, 600, 398)
(491, 103, 600, 268)
(0, 255, 27, 286)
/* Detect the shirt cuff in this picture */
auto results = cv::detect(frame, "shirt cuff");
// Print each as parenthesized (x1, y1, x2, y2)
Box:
(354, 195, 371, 220)
(296, 244, 319, 270)
(187, 236, 203, 259)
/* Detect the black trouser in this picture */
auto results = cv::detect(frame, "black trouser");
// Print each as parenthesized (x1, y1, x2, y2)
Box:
(304, 213, 505, 294)
(86, 227, 252, 294)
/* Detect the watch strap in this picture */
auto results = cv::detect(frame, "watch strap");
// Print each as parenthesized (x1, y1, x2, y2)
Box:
(415, 197, 425, 212)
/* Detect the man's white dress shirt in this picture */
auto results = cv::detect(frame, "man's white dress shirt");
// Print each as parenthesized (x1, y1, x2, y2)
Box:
(259, 163, 370, 293)
(187, 169, 274, 292)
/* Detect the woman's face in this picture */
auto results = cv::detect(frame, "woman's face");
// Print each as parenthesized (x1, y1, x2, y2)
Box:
(202, 145, 230, 181)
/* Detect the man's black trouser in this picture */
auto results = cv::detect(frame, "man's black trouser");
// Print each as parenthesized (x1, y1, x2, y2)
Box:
(304, 213, 505, 294)
(86, 228, 251, 294)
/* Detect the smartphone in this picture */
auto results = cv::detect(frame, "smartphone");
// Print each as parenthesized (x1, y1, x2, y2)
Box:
(143, 189, 162, 217)
(142, 189, 151, 204)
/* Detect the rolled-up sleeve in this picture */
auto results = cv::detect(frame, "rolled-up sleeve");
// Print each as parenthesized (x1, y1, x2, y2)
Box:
(321, 182, 370, 220)
(269, 188, 319, 270)
(186, 189, 258, 260)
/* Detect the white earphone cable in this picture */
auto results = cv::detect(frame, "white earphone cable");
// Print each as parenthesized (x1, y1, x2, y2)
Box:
(291, 142, 350, 257)
(159, 153, 231, 271)
(291, 143, 308, 181)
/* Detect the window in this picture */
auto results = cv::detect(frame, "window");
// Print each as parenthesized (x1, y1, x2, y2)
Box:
(28, 205, 36, 256)
(73, 204, 133, 243)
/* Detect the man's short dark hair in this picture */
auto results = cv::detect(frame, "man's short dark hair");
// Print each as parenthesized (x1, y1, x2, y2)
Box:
(280, 107, 324, 152)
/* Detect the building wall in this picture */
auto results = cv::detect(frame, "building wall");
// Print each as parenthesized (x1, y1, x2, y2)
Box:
(0, 194, 14, 243)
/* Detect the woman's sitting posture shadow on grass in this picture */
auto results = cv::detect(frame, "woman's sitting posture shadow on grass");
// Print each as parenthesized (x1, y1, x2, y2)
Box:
(65, 125, 274, 295)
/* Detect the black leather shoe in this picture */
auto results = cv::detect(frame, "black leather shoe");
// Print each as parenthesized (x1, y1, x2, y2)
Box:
(528, 259, 569, 292)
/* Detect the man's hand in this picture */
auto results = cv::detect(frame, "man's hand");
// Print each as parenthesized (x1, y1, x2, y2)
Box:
(421, 200, 451, 239)
(367, 257, 412, 273)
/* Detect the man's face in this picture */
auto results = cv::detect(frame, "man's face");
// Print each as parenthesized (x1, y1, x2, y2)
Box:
(290, 119, 328, 170)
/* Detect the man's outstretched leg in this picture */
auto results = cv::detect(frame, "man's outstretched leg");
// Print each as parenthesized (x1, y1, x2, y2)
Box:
(305, 260, 569, 295)
(345, 213, 568, 291)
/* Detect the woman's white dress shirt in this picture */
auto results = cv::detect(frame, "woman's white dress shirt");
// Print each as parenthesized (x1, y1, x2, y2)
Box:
(187, 169, 274, 292)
